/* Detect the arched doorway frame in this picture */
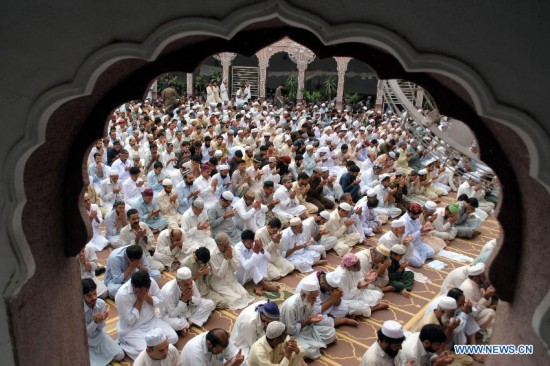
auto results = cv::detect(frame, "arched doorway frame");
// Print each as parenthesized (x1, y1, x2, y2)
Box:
(4, 0, 548, 363)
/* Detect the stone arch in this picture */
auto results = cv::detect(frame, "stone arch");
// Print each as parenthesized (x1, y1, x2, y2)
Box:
(5, 1, 547, 364)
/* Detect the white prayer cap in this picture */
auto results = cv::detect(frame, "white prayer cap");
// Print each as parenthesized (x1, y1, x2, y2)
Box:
(391, 244, 406, 255)
(391, 219, 405, 228)
(108, 168, 119, 176)
(176, 267, 192, 280)
(268, 157, 277, 163)
(424, 201, 437, 211)
(301, 277, 320, 292)
(468, 263, 485, 276)
(266, 321, 286, 339)
(209, 102, 217, 107)
(290, 217, 302, 226)
(162, 179, 173, 186)
(366, 189, 376, 197)
(321, 167, 329, 172)
(339, 202, 352, 211)
(319, 210, 331, 221)
(425, 158, 437, 165)
(325, 271, 340, 288)
(438, 296, 458, 310)
(222, 191, 234, 201)
(305, 145, 314, 150)
(395, 168, 405, 176)
(218, 164, 229, 171)
(318, 147, 329, 154)
(380, 320, 405, 340)
(418, 168, 428, 175)
(388, 151, 396, 159)
(375, 244, 390, 257)
(192, 198, 205, 208)
(214, 150, 223, 157)
(145, 328, 167, 347)
(379, 174, 391, 181)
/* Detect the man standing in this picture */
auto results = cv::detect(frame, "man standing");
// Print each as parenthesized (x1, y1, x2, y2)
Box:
(104, 244, 161, 299)
(116, 271, 178, 360)
(160, 267, 215, 336)
(280, 277, 336, 360)
(82, 279, 125, 366)
(180, 328, 244, 366)
(133, 328, 181, 366)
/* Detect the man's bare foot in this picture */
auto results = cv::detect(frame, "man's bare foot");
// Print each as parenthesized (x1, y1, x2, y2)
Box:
(371, 303, 390, 312)
(381, 286, 395, 293)
(334, 317, 359, 327)
(261, 281, 280, 292)
(254, 285, 263, 296)
(313, 259, 328, 266)
(401, 289, 411, 298)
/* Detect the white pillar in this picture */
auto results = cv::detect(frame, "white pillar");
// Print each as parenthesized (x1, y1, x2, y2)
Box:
(334, 57, 352, 110)
(186, 73, 193, 97)
(296, 63, 307, 102)
(375, 80, 384, 113)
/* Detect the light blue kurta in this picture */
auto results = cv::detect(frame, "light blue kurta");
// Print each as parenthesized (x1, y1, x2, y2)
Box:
(84, 299, 124, 366)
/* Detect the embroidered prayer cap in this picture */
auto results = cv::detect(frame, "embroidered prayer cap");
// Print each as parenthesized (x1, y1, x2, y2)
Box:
(218, 164, 229, 171)
(391, 244, 406, 255)
(290, 217, 302, 226)
(366, 189, 377, 198)
(266, 321, 286, 339)
(424, 201, 437, 211)
(301, 277, 320, 292)
(341, 253, 359, 267)
(325, 271, 340, 288)
(145, 328, 167, 347)
(176, 267, 192, 280)
(375, 244, 390, 257)
(221, 191, 234, 201)
(447, 203, 459, 215)
(305, 145, 314, 150)
(408, 202, 423, 214)
(380, 320, 405, 340)
(468, 263, 485, 276)
(192, 198, 205, 208)
(256, 300, 280, 320)
(339, 202, 352, 211)
(438, 296, 458, 310)
(142, 188, 154, 197)
(214, 150, 223, 157)
(162, 179, 173, 186)
(319, 211, 331, 221)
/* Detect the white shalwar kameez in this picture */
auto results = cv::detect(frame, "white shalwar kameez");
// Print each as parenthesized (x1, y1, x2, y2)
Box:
(133, 344, 180, 366)
(255, 226, 295, 280)
(273, 185, 306, 221)
(229, 300, 269, 357)
(84, 298, 125, 366)
(234, 198, 268, 232)
(115, 280, 178, 360)
(280, 227, 322, 273)
(324, 209, 361, 256)
(403, 213, 435, 267)
(194, 175, 218, 210)
(160, 279, 215, 331)
(333, 265, 383, 317)
(180, 331, 239, 366)
(86, 203, 110, 251)
(234, 241, 271, 285)
(373, 183, 402, 218)
(180, 207, 216, 251)
(209, 245, 255, 310)
(280, 293, 336, 360)
(80, 243, 108, 298)
(152, 229, 191, 268)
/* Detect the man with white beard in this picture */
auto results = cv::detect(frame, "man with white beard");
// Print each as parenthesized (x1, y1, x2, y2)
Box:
(280, 277, 336, 360)
(280, 217, 327, 273)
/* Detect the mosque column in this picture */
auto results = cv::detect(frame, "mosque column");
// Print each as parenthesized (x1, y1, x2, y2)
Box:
(296, 62, 307, 102)
(214, 52, 237, 83)
(288, 41, 316, 103)
(334, 57, 352, 110)
(186, 73, 193, 97)
(415, 87, 425, 108)
(375, 80, 384, 113)
(255, 49, 271, 99)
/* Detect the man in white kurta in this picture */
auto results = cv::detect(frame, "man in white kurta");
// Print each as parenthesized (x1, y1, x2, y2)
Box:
(157, 179, 181, 229)
(234, 190, 268, 232)
(194, 165, 219, 210)
(209, 233, 255, 310)
(79, 243, 108, 299)
(152, 228, 192, 269)
(440, 266, 469, 295)
(280, 217, 325, 273)
(324, 202, 361, 256)
(378, 219, 415, 260)
(180, 198, 217, 251)
(360, 320, 407, 366)
(230, 300, 281, 357)
(160, 267, 215, 333)
(180, 329, 243, 366)
(403, 202, 436, 267)
(280, 277, 336, 360)
(302, 211, 337, 255)
(116, 271, 178, 360)
(123, 167, 145, 206)
(458, 263, 496, 331)
(82, 279, 125, 366)
(100, 168, 125, 212)
(84, 194, 110, 251)
(333, 252, 386, 317)
(273, 177, 307, 221)
(255, 218, 295, 280)
(104, 200, 128, 248)
(133, 328, 181, 366)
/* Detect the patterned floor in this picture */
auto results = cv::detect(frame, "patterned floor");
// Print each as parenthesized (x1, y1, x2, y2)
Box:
(96, 194, 499, 365)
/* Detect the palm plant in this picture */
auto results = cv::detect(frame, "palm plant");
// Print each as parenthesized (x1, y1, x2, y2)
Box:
(286, 72, 298, 102)
(323, 75, 337, 101)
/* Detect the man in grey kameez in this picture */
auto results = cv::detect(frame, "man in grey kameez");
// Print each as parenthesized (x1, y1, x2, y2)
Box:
(207, 191, 241, 244)
(82, 278, 125, 366)
(280, 277, 336, 360)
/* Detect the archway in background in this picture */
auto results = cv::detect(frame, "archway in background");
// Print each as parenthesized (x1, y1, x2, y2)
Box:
(10, 15, 528, 365)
